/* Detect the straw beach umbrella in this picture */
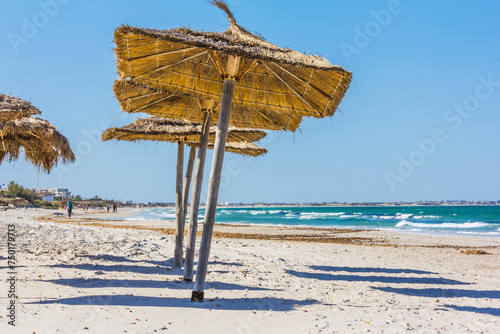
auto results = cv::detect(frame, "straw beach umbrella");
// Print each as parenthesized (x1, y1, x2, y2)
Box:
(101, 116, 266, 144)
(113, 1, 351, 301)
(114, 79, 301, 132)
(0, 134, 65, 173)
(102, 117, 266, 268)
(0, 100, 75, 173)
(192, 140, 266, 157)
(0, 94, 41, 122)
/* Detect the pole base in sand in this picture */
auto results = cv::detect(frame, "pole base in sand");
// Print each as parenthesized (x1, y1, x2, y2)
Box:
(191, 291, 204, 302)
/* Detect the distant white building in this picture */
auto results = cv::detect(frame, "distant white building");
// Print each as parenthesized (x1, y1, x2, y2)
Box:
(42, 194, 55, 202)
(34, 188, 73, 200)
(123, 200, 133, 205)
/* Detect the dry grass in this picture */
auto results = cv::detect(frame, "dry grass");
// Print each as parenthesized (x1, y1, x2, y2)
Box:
(38, 218, 380, 246)
(460, 249, 491, 255)
(37, 216, 500, 251)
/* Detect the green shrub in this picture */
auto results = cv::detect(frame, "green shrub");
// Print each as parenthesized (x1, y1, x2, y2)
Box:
(4, 181, 34, 203)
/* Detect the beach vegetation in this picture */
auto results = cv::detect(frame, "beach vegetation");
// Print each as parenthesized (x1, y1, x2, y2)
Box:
(2, 181, 34, 204)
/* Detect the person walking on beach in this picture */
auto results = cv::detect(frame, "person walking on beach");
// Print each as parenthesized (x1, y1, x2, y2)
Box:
(67, 200, 73, 218)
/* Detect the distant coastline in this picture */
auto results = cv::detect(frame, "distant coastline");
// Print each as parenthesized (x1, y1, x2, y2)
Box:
(216, 200, 500, 208)
(132, 200, 500, 209)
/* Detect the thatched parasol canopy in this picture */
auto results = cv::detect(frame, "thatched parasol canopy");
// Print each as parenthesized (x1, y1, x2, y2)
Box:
(114, 79, 301, 131)
(0, 117, 75, 172)
(102, 123, 266, 157)
(114, 1, 351, 119)
(0, 94, 42, 122)
(191, 139, 266, 157)
(101, 116, 267, 146)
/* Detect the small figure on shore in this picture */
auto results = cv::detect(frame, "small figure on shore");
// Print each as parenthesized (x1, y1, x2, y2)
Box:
(107, 205, 110, 212)
(67, 200, 73, 217)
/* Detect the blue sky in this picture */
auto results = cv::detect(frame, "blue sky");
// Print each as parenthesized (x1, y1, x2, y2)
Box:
(1, 0, 499, 203)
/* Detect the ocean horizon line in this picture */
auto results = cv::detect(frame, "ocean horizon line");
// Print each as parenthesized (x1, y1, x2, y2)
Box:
(128, 201, 500, 207)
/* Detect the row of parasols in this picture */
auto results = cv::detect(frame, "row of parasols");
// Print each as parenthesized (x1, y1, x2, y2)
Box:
(0, 1, 351, 302)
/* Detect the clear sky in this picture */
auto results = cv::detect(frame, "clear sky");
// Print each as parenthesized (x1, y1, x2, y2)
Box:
(1, 0, 499, 203)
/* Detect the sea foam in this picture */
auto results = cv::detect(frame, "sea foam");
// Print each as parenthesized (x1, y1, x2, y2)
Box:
(299, 212, 345, 219)
(396, 221, 488, 229)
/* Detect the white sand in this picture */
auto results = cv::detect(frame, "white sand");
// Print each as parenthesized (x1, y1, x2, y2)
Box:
(1, 208, 499, 333)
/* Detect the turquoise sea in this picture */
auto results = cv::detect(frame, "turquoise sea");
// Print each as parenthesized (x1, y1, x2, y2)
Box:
(127, 206, 500, 237)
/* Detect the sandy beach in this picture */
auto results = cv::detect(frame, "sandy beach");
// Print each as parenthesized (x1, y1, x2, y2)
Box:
(1, 208, 499, 333)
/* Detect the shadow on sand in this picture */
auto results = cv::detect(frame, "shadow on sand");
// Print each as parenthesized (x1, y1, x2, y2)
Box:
(442, 305, 500, 316)
(50, 263, 176, 275)
(42, 277, 276, 291)
(27, 295, 321, 311)
(285, 269, 470, 285)
(75, 254, 243, 268)
(310, 265, 435, 275)
(371, 286, 500, 299)
(287, 266, 499, 316)
(49, 257, 243, 276)
(371, 286, 500, 317)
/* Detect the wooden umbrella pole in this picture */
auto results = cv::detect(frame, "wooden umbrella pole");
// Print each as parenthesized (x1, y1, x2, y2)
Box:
(182, 145, 197, 233)
(192, 56, 240, 302)
(184, 112, 212, 281)
(174, 141, 185, 268)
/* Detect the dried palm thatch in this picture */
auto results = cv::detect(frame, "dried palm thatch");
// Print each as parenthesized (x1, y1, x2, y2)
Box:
(0, 137, 60, 172)
(191, 140, 266, 157)
(102, 121, 266, 157)
(0, 117, 75, 172)
(101, 116, 267, 145)
(0, 94, 42, 122)
(114, 79, 301, 131)
(114, 1, 351, 120)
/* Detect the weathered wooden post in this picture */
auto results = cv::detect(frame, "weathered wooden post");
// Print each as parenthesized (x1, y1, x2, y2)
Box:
(183, 111, 212, 281)
(182, 145, 197, 231)
(173, 141, 185, 268)
(192, 56, 240, 301)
